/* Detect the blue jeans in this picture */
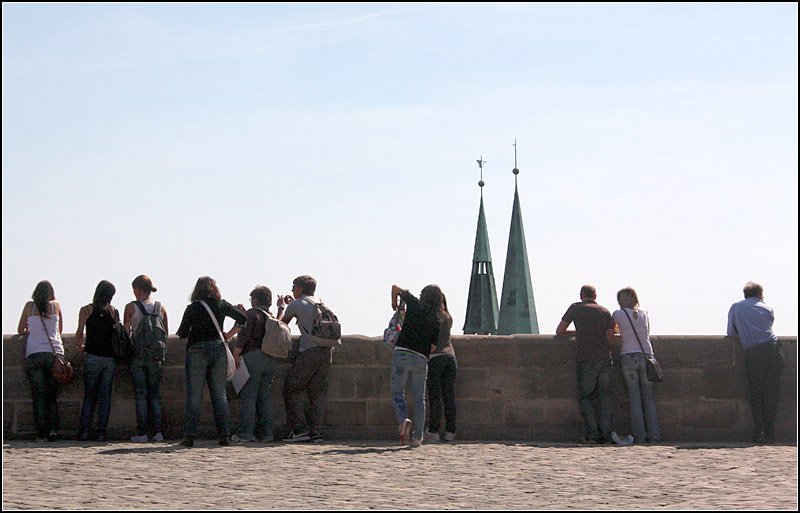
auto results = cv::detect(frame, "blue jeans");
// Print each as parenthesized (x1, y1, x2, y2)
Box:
(25, 352, 60, 438)
(184, 340, 230, 439)
(80, 354, 116, 437)
(391, 350, 428, 441)
(131, 358, 163, 437)
(577, 358, 612, 439)
(427, 355, 457, 434)
(621, 353, 661, 443)
(238, 350, 277, 441)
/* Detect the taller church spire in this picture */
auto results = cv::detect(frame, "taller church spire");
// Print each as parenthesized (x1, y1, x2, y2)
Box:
(498, 141, 539, 334)
(463, 157, 500, 335)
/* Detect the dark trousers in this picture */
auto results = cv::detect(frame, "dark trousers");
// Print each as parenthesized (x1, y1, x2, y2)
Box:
(283, 347, 331, 435)
(745, 341, 784, 438)
(25, 352, 60, 438)
(427, 355, 457, 434)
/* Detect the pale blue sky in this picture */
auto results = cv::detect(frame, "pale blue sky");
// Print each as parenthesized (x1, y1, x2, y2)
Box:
(3, 3, 797, 337)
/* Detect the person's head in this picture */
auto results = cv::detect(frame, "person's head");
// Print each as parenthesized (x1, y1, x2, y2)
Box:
(132, 274, 157, 299)
(743, 281, 764, 300)
(292, 275, 317, 298)
(250, 285, 272, 309)
(617, 287, 640, 309)
(190, 276, 221, 303)
(92, 280, 116, 311)
(580, 285, 597, 301)
(31, 280, 55, 317)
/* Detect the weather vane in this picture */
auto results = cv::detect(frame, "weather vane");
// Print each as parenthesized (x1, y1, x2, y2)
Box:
(512, 139, 519, 182)
(476, 156, 486, 189)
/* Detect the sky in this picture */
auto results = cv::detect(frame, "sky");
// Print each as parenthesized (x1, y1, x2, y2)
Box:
(3, 3, 798, 337)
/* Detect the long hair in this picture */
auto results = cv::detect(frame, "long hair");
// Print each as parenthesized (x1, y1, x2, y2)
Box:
(32, 280, 55, 318)
(92, 280, 116, 312)
(420, 284, 451, 324)
(190, 276, 221, 303)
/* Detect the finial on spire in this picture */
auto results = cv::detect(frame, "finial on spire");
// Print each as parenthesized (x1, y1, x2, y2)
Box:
(477, 156, 486, 188)
(512, 139, 519, 177)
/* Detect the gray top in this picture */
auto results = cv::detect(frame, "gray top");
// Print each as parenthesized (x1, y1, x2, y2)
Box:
(284, 295, 318, 352)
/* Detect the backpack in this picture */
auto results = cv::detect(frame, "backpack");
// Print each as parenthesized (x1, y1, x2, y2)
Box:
(87, 305, 131, 359)
(132, 301, 167, 362)
(301, 297, 342, 347)
(254, 308, 293, 359)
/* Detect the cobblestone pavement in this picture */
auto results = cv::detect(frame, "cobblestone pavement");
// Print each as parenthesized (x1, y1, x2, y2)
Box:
(2, 440, 797, 510)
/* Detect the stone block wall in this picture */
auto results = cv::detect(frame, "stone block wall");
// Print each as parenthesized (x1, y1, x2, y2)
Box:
(3, 334, 796, 442)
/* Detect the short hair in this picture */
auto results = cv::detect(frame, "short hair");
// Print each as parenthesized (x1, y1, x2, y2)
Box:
(132, 275, 157, 294)
(190, 276, 221, 302)
(580, 285, 597, 299)
(617, 287, 640, 309)
(293, 275, 317, 296)
(743, 282, 763, 299)
(250, 285, 272, 308)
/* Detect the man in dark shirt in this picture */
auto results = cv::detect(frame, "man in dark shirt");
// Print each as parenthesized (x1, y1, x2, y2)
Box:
(556, 285, 616, 444)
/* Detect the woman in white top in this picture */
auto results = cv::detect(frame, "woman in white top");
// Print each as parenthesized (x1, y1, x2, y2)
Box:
(16, 280, 64, 442)
(612, 287, 660, 443)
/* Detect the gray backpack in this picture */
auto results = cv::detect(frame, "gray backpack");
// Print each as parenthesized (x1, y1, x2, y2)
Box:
(132, 301, 167, 362)
(254, 308, 293, 359)
(301, 297, 342, 347)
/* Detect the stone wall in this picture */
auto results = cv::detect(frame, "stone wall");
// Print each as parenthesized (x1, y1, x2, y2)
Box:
(3, 334, 796, 442)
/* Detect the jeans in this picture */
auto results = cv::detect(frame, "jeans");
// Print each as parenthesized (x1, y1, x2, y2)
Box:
(391, 350, 428, 441)
(184, 340, 230, 439)
(80, 354, 116, 437)
(238, 350, 277, 441)
(283, 347, 331, 435)
(577, 358, 612, 439)
(131, 358, 163, 437)
(25, 352, 60, 438)
(621, 353, 660, 443)
(745, 341, 784, 438)
(427, 355, 457, 434)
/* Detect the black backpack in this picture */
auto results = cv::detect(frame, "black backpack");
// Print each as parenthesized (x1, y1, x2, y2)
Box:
(132, 301, 167, 362)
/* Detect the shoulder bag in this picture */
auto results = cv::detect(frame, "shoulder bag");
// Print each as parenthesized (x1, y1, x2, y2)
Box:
(199, 300, 237, 381)
(38, 308, 74, 385)
(622, 309, 664, 382)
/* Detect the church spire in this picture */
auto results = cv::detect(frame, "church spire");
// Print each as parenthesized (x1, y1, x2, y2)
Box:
(463, 156, 500, 335)
(498, 140, 539, 334)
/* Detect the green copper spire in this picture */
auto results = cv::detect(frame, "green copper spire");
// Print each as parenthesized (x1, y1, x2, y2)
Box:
(498, 142, 539, 334)
(463, 157, 499, 335)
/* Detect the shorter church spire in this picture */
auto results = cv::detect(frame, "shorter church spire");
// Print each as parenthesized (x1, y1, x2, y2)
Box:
(463, 156, 500, 335)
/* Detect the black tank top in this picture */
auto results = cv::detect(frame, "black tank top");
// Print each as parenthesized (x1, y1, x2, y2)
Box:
(85, 306, 116, 357)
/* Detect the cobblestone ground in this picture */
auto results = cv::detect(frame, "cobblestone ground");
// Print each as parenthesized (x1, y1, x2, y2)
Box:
(2, 440, 797, 510)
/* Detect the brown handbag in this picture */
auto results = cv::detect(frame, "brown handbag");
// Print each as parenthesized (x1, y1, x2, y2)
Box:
(39, 312, 74, 385)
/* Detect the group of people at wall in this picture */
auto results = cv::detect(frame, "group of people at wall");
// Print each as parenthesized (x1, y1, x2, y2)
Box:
(15, 275, 459, 447)
(16, 276, 783, 446)
(556, 282, 784, 445)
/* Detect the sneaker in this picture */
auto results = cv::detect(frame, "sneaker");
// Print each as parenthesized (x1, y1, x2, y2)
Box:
(282, 431, 311, 443)
(35, 437, 48, 443)
(152, 432, 164, 442)
(399, 419, 412, 445)
(410, 438, 423, 448)
(611, 431, 634, 446)
(47, 432, 58, 442)
(424, 431, 441, 443)
(131, 434, 149, 443)
(309, 433, 325, 443)
(180, 437, 195, 447)
(444, 432, 456, 442)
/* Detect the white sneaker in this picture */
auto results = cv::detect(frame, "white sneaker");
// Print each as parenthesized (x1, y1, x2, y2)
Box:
(410, 438, 423, 448)
(611, 431, 634, 446)
(444, 432, 456, 442)
(130, 434, 149, 443)
(152, 432, 164, 442)
(424, 431, 440, 442)
(282, 431, 311, 443)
